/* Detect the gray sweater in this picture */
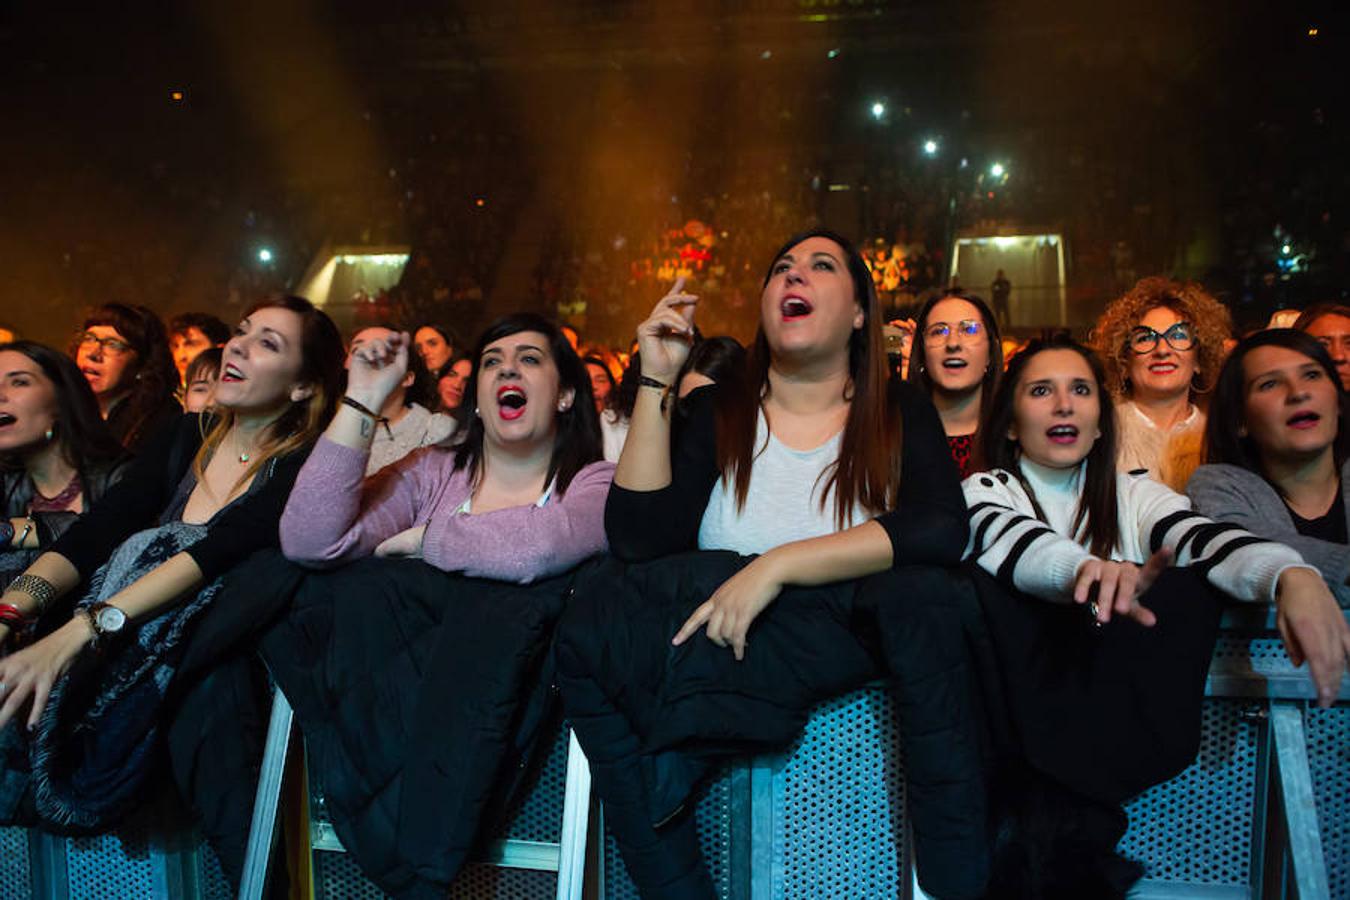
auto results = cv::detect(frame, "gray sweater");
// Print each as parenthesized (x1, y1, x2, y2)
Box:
(1186, 461, 1350, 608)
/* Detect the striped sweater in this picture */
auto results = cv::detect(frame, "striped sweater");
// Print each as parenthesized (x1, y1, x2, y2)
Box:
(962, 457, 1310, 604)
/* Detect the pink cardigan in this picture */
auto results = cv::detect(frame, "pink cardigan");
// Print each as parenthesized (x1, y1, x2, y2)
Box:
(280, 437, 615, 584)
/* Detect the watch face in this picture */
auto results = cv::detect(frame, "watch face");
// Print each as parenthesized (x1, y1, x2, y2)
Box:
(95, 606, 127, 633)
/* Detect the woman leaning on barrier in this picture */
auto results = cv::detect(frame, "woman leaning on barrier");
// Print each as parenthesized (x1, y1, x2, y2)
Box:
(0, 297, 343, 868)
(1189, 328, 1350, 614)
(962, 335, 1348, 896)
(554, 228, 987, 900)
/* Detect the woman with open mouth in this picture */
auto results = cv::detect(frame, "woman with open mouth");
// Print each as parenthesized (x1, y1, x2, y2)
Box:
(1092, 276, 1232, 491)
(963, 334, 1348, 895)
(71, 303, 181, 454)
(907, 290, 1003, 478)
(264, 312, 613, 895)
(553, 228, 983, 899)
(1191, 328, 1350, 613)
(0, 296, 343, 887)
(0, 341, 129, 586)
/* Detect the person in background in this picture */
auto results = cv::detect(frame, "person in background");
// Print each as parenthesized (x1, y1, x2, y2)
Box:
(990, 268, 1011, 328)
(168, 313, 230, 386)
(1295, 302, 1350, 391)
(73, 303, 181, 454)
(1093, 276, 1231, 491)
(1, 341, 129, 583)
(182, 348, 222, 414)
(412, 323, 455, 375)
(348, 326, 456, 475)
(907, 291, 1003, 478)
(583, 355, 616, 415)
(436, 353, 474, 413)
(675, 335, 745, 401)
(1190, 329, 1350, 610)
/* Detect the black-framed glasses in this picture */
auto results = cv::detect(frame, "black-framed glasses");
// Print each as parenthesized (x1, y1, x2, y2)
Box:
(924, 320, 983, 345)
(76, 332, 134, 356)
(1127, 322, 1195, 354)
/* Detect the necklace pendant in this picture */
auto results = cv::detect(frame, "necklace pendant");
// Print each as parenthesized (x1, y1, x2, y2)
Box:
(238, 452, 250, 463)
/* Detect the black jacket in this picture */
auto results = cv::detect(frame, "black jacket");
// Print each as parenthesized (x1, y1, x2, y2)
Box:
(253, 556, 576, 900)
(1, 455, 132, 549)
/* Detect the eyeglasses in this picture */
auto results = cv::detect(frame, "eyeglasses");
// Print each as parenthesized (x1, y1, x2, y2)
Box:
(77, 332, 134, 356)
(924, 320, 983, 345)
(1127, 322, 1195, 354)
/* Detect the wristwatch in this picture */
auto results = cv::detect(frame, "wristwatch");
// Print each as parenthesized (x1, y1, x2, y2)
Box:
(79, 602, 128, 650)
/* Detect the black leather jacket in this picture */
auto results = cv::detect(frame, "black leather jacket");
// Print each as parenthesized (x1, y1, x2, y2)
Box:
(1, 457, 133, 548)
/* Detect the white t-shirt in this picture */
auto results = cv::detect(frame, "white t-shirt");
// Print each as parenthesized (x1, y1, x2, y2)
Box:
(698, 411, 869, 556)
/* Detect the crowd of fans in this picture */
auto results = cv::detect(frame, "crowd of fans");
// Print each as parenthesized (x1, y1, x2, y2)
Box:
(1, 233, 1348, 899)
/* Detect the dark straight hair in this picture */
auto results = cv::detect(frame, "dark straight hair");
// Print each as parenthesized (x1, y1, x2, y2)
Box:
(906, 289, 1004, 415)
(452, 313, 602, 496)
(714, 227, 901, 528)
(76, 302, 179, 448)
(0, 340, 126, 473)
(1205, 328, 1350, 473)
(978, 334, 1121, 558)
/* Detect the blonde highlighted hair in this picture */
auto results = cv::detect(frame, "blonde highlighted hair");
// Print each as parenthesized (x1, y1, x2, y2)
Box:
(191, 295, 344, 493)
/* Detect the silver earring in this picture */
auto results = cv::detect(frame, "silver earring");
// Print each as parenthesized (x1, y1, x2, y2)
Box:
(45, 427, 54, 441)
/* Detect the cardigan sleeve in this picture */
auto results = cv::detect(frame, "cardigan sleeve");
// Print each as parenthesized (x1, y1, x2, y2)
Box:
(1130, 473, 1309, 604)
(279, 437, 430, 568)
(1187, 464, 1350, 606)
(962, 470, 1093, 602)
(874, 381, 969, 567)
(422, 460, 615, 583)
(604, 386, 722, 561)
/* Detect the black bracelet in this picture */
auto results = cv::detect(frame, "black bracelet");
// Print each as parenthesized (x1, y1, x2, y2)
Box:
(341, 396, 393, 438)
(638, 376, 669, 391)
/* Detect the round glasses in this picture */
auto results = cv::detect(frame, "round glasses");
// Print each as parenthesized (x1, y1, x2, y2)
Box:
(924, 320, 983, 345)
(77, 332, 135, 356)
(1127, 322, 1194, 354)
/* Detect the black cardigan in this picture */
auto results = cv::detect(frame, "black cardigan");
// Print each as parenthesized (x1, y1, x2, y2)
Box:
(604, 380, 968, 565)
(53, 413, 310, 582)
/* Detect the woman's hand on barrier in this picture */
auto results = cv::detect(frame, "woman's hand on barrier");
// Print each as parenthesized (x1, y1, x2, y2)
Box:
(0, 618, 91, 731)
(636, 278, 698, 384)
(1275, 566, 1350, 708)
(1072, 547, 1171, 626)
(672, 554, 784, 661)
(374, 525, 426, 559)
(347, 330, 411, 410)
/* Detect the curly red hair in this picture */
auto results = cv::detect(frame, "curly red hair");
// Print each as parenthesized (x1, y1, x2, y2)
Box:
(1091, 276, 1232, 399)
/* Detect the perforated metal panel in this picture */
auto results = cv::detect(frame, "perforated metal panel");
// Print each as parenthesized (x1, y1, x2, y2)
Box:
(314, 850, 390, 900)
(197, 837, 235, 899)
(775, 685, 908, 899)
(500, 726, 570, 844)
(66, 825, 160, 898)
(0, 826, 30, 898)
(1119, 698, 1257, 886)
(1305, 703, 1350, 900)
(448, 863, 559, 899)
(603, 768, 736, 900)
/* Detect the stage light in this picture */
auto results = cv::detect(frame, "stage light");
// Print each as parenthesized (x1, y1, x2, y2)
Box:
(871, 101, 886, 120)
(827, 48, 840, 59)
(990, 162, 1006, 178)
(258, 248, 273, 263)
(1308, 27, 1319, 37)
(169, 90, 185, 102)
(1281, 244, 1292, 255)
(923, 139, 939, 156)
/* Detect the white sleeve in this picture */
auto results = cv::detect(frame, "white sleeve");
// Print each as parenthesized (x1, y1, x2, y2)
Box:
(1129, 476, 1311, 603)
(963, 471, 1093, 602)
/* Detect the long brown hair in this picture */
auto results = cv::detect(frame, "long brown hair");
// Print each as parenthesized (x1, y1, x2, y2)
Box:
(192, 296, 344, 492)
(714, 227, 901, 528)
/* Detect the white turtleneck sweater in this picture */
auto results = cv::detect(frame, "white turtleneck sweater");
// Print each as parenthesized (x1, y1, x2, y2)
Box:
(962, 457, 1310, 604)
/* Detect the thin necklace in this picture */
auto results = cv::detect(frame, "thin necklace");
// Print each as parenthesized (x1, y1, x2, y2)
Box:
(234, 431, 254, 464)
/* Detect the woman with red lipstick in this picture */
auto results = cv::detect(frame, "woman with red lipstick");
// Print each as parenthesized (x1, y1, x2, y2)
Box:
(0, 296, 342, 882)
(1093, 277, 1232, 491)
(71, 304, 181, 454)
(907, 290, 1003, 477)
(964, 334, 1348, 895)
(1190, 329, 1350, 611)
(554, 229, 982, 899)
